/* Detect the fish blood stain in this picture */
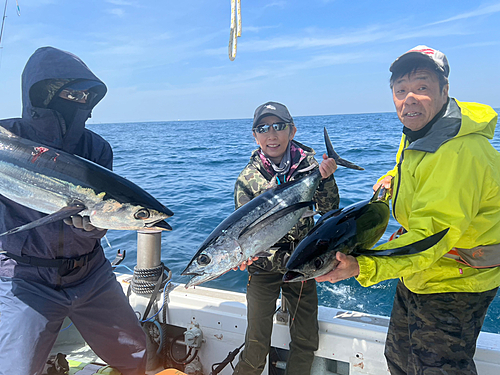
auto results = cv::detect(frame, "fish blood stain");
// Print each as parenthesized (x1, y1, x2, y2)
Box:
(31, 146, 49, 163)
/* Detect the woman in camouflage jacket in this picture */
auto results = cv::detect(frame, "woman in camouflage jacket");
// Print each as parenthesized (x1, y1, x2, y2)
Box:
(232, 102, 339, 375)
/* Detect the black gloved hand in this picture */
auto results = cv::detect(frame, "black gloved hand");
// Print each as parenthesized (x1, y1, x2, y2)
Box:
(63, 215, 102, 232)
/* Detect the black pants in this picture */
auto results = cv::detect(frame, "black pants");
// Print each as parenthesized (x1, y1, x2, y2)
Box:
(385, 281, 498, 375)
(233, 266, 319, 375)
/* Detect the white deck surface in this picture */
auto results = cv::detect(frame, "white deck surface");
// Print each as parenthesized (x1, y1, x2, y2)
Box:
(53, 274, 500, 375)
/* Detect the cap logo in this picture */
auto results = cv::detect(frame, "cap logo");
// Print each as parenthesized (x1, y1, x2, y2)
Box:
(264, 104, 276, 110)
(391, 45, 449, 78)
(409, 48, 435, 55)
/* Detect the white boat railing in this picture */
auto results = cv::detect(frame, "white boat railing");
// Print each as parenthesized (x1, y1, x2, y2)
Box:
(123, 275, 500, 375)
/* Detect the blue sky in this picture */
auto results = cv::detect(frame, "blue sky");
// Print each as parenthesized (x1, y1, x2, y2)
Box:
(0, 0, 499, 123)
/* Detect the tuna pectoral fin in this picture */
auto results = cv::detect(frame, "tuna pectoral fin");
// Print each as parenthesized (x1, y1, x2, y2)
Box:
(254, 250, 273, 257)
(324, 127, 364, 170)
(0, 204, 86, 237)
(301, 209, 317, 219)
(354, 228, 450, 257)
(238, 201, 313, 240)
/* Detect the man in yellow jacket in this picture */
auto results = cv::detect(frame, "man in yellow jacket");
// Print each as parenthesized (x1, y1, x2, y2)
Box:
(316, 45, 500, 374)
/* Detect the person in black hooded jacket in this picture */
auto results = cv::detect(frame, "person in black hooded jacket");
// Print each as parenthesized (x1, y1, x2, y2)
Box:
(0, 47, 147, 375)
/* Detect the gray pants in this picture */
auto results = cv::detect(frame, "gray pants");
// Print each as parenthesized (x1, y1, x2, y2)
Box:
(233, 265, 319, 375)
(0, 261, 147, 375)
(385, 281, 498, 375)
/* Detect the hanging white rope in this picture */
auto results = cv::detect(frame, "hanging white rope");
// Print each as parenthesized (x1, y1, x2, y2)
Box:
(228, 0, 241, 61)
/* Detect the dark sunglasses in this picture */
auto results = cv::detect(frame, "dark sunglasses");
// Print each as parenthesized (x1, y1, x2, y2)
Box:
(254, 122, 292, 134)
(58, 88, 96, 104)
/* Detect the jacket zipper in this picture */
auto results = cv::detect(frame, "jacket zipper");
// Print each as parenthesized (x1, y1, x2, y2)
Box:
(392, 140, 407, 222)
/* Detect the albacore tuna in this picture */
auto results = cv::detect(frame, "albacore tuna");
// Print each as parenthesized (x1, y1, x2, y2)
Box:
(181, 128, 363, 288)
(0, 126, 173, 235)
(283, 187, 449, 282)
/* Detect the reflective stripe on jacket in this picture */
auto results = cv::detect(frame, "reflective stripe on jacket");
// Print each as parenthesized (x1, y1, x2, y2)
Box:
(357, 99, 500, 294)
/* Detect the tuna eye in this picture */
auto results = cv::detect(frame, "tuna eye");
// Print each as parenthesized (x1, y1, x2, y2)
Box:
(134, 209, 150, 220)
(197, 254, 211, 266)
(314, 258, 324, 270)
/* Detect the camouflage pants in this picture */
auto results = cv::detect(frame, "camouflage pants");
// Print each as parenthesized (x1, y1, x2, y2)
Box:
(233, 265, 319, 375)
(385, 281, 498, 375)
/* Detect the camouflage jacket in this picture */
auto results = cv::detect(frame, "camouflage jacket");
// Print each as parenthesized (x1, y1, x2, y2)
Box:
(234, 140, 340, 273)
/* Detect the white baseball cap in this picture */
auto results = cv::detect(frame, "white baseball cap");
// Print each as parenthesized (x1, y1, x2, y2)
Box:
(390, 45, 450, 78)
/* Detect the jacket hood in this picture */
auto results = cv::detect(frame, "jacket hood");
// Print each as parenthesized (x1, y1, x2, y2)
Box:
(18, 46, 107, 152)
(407, 98, 498, 153)
(455, 99, 498, 139)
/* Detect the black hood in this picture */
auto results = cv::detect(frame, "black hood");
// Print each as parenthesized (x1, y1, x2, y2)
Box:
(17, 46, 107, 152)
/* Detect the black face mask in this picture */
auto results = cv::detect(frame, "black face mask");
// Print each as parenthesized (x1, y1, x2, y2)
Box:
(48, 96, 79, 125)
(48, 96, 92, 133)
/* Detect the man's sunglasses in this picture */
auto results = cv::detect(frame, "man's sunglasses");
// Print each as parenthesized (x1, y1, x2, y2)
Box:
(58, 88, 96, 104)
(254, 122, 292, 134)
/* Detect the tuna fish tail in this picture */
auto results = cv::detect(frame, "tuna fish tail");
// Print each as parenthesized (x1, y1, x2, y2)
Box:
(324, 127, 364, 170)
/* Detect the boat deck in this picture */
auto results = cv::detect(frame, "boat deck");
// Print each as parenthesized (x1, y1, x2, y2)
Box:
(52, 273, 500, 375)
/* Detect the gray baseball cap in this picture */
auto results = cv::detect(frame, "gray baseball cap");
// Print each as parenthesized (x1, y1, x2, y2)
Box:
(390, 45, 450, 78)
(253, 101, 293, 129)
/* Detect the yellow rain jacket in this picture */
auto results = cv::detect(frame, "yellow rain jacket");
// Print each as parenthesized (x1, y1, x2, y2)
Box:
(356, 99, 500, 294)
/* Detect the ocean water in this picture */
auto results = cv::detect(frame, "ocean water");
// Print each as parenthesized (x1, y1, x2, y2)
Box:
(87, 109, 500, 334)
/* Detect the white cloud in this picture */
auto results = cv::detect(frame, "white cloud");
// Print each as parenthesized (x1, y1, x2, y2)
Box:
(203, 3, 500, 57)
(243, 25, 281, 33)
(263, 1, 287, 10)
(451, 41, 500, 48)
(107, 8, 126, 17)
(203, 21, 468, 56)
(105, 0, 138, 6)
(428, 3, 500, 25)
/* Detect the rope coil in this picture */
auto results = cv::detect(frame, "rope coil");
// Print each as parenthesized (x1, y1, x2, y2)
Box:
(131, 263, 171, 295)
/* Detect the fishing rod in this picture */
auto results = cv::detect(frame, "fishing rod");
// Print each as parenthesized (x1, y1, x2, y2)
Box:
(0, 0, 8, 47)
(0, 0, 20, 72)
(0, 0, 20, 47)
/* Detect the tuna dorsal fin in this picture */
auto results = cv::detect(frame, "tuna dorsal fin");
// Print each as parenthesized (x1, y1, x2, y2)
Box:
(0, 204, 86, 237)
(353, 228, 449, 257)
(324, 127, 364, 170)
(370, 185, 382, 202)
(238, 201, 313, 240)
